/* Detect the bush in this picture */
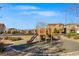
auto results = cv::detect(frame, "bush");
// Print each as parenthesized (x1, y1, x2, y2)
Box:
(0, 43, 5, 53)
(4, 36, 9, 40)
(11, 37, 22, 41)
(74, 35, 79, 39)
(3, 36, 22, 41)
(66, 31, 76, 38)
(54, 28, 59, 33)
(51, 28, 59, 36)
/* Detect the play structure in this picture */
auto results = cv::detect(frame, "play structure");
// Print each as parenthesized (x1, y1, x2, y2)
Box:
(27, 22, 47, 44)
(27, 24, 62, 44)
(27, 26, 47, 44)
(27, 34, 38, 44)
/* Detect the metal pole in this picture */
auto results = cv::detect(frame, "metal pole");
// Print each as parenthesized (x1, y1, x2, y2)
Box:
(38, 27, 40, 43)
(50, 26, 52, 44)
(0, 7, 2, 18)
(45, 27, 47, 42)
(64, 11, 67, 34)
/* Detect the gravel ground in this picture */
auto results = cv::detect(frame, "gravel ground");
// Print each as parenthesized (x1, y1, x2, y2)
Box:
(0, 40, 66, 56)
(1, 35, 79, 56)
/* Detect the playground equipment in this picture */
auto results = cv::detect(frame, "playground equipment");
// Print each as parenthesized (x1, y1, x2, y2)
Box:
(27, 34, 38, 44)
(27, 22, 47, 44)
(27, 24, 64, 44)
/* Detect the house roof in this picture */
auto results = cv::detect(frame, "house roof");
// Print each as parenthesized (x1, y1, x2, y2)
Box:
(48, 24, 64, 26)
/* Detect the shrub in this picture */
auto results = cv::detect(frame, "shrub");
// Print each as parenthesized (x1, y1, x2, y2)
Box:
(54, 28, 59, 33)
(51, 28, 59, 36)
(74, 35, 79, 39)
(0, 43, 5, 53)
(3, 36, 22, 41)
(11, 37, 22, 41)
(66, 31, 76, 38)
(4, 36, 9, 40)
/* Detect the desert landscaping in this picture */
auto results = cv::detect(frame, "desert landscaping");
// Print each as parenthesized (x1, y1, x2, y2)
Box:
(0, 3, 79, 56)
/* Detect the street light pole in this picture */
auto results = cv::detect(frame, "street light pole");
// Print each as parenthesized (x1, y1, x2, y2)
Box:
(0, 6, 2, 18)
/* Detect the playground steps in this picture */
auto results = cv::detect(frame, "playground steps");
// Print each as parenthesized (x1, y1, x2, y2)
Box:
(27, 34, 38, 44)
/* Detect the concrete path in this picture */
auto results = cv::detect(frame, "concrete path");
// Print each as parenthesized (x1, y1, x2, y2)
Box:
(60, 35, 79, 52)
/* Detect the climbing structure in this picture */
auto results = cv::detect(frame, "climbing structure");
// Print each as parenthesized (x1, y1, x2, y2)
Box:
(27, 34, 38, 44)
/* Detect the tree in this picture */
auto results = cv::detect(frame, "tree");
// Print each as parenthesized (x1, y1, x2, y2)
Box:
(54, 28, 59, 33)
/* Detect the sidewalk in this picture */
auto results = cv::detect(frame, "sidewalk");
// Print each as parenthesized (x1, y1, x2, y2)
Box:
(60, 35, 79, 43)
(61, 51, 79, 56)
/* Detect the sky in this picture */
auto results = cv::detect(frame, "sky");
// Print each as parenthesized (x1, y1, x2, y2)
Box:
(0, 3, 79, 29)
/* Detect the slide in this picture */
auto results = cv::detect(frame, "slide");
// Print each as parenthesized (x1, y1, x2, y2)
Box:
(27, 34, 38, 44)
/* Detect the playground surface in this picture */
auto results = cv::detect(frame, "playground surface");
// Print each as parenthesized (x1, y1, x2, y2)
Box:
(1, 35, 79, 56)
(0, 35, 33, 45)
(17, 35, 79, 55)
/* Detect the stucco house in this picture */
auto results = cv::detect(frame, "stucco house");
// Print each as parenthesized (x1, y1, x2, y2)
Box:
(66, 24, 77, 33)
(76, 25, 79, 34)
(0, 23, 6, 34)
(47, 24, 64, 35)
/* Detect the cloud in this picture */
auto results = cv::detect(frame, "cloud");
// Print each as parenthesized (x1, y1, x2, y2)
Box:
(37, 11, 57, 16)
(6, 5, 58, 17)
(20, 11, 35, 15)
(15, 5, 40, 10)
(20, 11, 58, 17)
